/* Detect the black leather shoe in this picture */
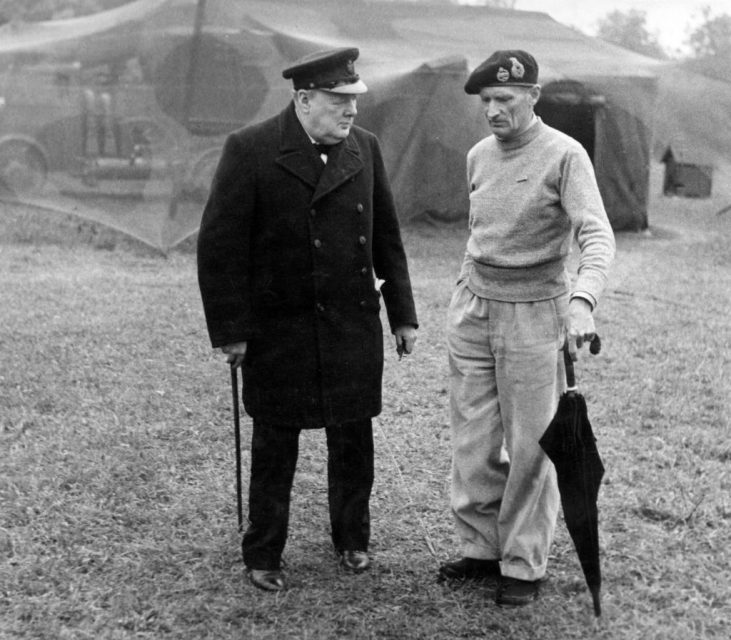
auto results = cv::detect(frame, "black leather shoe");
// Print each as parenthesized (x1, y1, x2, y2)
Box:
(437, 557, 501, 582)
(495, 576, 540, 606)
(247, 568, 286, 592)
(340, 550, 370, 573)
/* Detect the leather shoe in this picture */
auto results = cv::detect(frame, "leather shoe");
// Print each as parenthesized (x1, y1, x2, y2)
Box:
(340, 550, 370, 573)
(437, 557, 501, 582)
(495, 576, 540, 606)
(247, 568, 286, 592)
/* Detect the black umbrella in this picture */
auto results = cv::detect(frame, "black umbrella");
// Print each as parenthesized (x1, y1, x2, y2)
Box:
(539, 336, 604, 617)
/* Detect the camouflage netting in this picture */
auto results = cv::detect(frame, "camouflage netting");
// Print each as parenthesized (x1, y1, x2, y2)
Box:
(1, 0, 730, 250)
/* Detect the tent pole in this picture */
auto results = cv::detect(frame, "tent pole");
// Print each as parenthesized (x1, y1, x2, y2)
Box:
(168, 0, 207, 223)
(182, 0, 207, 129)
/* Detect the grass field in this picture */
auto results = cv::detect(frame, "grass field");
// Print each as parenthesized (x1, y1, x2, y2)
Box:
(1, 172, 729, 639)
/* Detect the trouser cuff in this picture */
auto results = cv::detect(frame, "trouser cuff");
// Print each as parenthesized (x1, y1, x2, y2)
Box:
(462, 541, 500, 561)
(499, 560, 547, 582)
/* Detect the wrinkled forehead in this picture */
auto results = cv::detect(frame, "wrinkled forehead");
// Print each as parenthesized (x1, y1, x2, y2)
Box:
(478, 85, 532, 100)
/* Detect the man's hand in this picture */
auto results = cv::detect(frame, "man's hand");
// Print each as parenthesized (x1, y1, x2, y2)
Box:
(221, 342, 247, 368)
(566, 298, 595, 361)
(394, 325, 417, 359)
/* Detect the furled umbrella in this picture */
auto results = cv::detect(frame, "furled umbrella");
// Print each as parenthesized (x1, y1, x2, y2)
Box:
(539, 336, 604, 616)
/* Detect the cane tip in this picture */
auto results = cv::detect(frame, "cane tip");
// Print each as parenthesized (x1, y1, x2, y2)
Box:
(591, 590, 602, 617)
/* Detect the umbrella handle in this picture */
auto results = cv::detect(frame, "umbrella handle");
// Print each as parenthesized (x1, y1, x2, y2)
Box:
(563, 335, 602, 391)
(589, 334, 602, 355)
(562, 342, 577, 390)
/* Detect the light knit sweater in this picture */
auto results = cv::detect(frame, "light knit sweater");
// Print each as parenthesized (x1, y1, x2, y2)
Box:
(462, 118, 615, 306)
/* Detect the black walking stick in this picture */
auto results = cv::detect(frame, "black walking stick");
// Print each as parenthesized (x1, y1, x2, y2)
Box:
(230, 363, 244, 533)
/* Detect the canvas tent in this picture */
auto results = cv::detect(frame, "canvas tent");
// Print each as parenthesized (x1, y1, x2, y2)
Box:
(1, 0, 728, 251)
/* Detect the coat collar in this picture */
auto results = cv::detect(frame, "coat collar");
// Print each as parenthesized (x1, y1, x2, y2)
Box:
(275, 102, 364, 203)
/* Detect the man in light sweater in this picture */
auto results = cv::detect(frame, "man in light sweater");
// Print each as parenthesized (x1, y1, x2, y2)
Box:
(438, 50, 615, 606)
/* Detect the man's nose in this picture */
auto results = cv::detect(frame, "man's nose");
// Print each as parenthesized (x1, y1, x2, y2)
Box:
(486, 102, 499, 119)
(344, 97, 357, 116)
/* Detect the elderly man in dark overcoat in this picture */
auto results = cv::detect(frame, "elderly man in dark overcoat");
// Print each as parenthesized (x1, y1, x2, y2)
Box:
(197, 47, 418, 592)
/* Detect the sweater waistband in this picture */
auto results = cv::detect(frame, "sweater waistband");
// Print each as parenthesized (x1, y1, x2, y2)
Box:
(466, 257, 569, 302)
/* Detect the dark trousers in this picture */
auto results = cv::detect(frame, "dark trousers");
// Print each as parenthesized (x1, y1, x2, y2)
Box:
(242, 418, 374, 570)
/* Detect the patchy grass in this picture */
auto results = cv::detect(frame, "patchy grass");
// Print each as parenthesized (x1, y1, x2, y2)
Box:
(1, 180, 729, 639)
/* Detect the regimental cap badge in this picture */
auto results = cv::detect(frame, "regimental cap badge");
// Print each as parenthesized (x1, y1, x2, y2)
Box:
(496, 67, 510, 82)
(510, 57, 525, 79)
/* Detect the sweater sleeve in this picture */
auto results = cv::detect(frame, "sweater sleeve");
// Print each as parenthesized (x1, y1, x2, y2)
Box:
(560, 148, 616, 306)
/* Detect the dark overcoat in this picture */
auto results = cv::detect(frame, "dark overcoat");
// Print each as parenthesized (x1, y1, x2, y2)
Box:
(197, 102, 418, 428)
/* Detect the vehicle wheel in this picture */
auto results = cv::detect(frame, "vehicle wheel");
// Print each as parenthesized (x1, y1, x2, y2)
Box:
(0, 138, 47, 196)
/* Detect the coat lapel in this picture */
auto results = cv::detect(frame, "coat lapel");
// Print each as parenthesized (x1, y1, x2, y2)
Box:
(274, 103, 321, 190)
(274, 102, 365, 203)
(312, 135, 364, 203)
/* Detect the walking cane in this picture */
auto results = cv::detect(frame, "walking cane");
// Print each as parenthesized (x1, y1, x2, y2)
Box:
(230, 363, 244, 533)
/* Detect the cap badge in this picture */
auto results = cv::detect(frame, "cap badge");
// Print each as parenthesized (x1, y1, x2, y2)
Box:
(346, 59, 355, 75)
(510, 57, 525, 79)
(496, 67, 510, 82)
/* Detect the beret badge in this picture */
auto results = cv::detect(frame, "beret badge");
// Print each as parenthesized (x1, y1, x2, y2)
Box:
(510, 57, 525, 79)
(464, 49, 538, 94)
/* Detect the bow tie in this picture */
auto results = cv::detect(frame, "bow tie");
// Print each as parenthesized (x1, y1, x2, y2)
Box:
(313, 143, 333, 156)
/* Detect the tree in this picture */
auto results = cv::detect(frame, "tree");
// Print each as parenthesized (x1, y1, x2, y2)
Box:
(682, 6, 731, 83)
(688, 5, 731, 58)
(595, 9, 666, 59)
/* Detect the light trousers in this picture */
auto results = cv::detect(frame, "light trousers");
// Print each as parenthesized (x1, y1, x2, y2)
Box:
(446, 281, 567, 581)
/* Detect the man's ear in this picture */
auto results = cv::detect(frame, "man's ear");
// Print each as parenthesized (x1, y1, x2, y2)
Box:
(294, 89, 311, 113)
(528, 84, 541, 107)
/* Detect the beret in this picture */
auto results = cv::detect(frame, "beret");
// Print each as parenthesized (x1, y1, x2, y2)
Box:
(282, 47, 368, 94)
(464, 49, 539, 94)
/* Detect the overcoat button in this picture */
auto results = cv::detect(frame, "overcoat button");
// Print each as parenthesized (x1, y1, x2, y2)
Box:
(356, 203, 364, 213)
(317, 303, 325, 312)
(358, 236, 366, 245)
(360, 267, 368, 275)
(360, 300, 366, 307)
(314, 239, 322, 248)
(310, 208, 316, 217)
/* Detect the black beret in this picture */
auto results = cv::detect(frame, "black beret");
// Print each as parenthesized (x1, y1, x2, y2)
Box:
(282, 47, 368, 94)
(464, 50, 539, 94)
